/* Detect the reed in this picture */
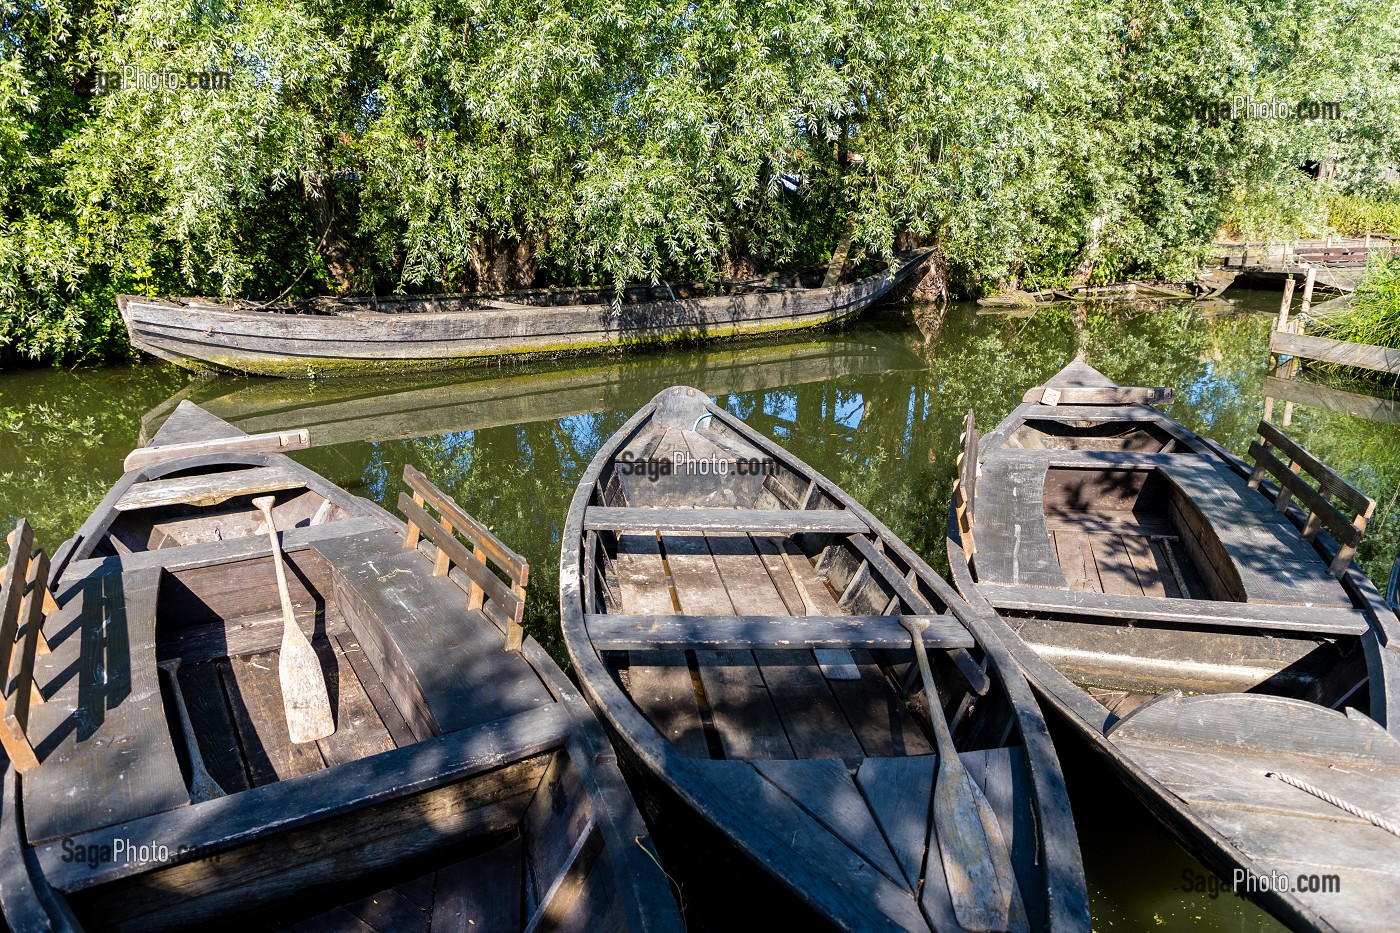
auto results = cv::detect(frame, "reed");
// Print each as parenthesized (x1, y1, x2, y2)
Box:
(1312, 253, 1400, 353)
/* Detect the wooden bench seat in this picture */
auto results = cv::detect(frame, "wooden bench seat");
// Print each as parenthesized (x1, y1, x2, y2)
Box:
(312, 529, 553, 740)
(585, 613, 974, 651)
(583, 507, 868, 535)
(976, 584, 1370, 635)
(23, 569, 191, 843)
(113, 465, 307, 512)
(1155, 458, 1352, 608)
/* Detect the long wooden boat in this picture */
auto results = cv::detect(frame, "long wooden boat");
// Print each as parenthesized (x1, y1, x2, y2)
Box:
(0, 402, 684, 932)
(117, 253, 933, 378)
(560, 386, 1090, 932)
(946, 359, 1400, 932)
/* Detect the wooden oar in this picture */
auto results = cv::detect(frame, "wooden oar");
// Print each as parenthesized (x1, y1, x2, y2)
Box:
(157, 658, 226, 803)
(253, 496, 335, 744)
(902, 615, 1017, 932)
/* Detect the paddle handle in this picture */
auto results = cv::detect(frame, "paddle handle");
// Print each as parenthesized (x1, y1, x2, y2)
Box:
(158, 658, 226, 803)
(901, 616, 958, 760)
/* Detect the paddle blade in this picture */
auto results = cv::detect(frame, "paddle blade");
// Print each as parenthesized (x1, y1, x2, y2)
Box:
(930, 765, 1018, 932)
(279, 627, 335, 744)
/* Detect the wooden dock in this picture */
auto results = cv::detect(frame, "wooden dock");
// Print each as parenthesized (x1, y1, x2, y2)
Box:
(1265, 266, 1400, 387)
(1212, 237, 1394, 294)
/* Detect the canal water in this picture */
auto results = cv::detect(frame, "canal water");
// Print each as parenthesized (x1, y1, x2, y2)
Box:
(3, 294, 1396, 930)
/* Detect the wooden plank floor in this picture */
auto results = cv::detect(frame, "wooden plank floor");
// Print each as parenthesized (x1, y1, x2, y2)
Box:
(610, 522, 928, 761)
(1046, 513, 1209, 600)
(181, 631, 403, 790)
(285, 837, 524, 932)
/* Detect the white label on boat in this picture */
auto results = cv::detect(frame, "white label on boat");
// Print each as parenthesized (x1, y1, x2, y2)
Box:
(1041, 388, 1062, 406)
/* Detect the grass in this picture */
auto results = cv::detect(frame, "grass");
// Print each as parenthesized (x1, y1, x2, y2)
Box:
(1311, 253, 1400, 353)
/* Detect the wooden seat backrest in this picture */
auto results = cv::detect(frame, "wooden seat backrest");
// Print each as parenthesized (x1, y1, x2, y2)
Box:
(1247, 421, 1376, 579)
(398, 465, 530, 651)
(0, 521, 53, 772)
(951, 410, 978, 563)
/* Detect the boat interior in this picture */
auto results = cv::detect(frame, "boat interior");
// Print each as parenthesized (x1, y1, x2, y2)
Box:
(967, 399, 1375, 722)
(579, 393, 1051, 928)
(18, 457, 639, 932)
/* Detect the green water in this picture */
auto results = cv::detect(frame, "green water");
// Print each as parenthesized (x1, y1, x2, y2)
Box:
(3, 295, 1397, 931)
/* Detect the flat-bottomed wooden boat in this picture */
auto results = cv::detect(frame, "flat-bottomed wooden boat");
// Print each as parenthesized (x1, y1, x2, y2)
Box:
(0, 403, 683, 932)
(947, 360, 1400, 932)
(118, 253, 932, 378)
(561, 386, 1090, 932)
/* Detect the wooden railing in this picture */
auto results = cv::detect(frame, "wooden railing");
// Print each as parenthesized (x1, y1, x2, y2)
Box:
(398, 465, 529, 651)
(952, 411, 978, 562)
(1247, 421, 1376, 578)
(0, 520, 53, 772)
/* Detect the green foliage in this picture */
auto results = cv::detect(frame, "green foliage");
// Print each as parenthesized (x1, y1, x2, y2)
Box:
(1313, 254, 1400, 353)
(1328, 192, 1400, 237)
(3, 0, 1400, 361)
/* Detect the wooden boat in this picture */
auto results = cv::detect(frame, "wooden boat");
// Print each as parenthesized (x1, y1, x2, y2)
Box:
(946, 359, 1400, 932)
(117, 253, 933, 378)
(559, 386, 1090, 932)
(0, 402, 684, 932)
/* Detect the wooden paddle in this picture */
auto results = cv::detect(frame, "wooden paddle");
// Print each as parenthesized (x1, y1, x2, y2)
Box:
(157, 658, 227, 803)
(902, 615, 1018, 932)
(253, 496, 335, 744)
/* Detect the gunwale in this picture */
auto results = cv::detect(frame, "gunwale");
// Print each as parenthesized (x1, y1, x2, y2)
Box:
(559, 385, 1090, 932)
(946, 361, 1400, 933)
(118, 252, 933, 378)
(1, 402, 684, 933)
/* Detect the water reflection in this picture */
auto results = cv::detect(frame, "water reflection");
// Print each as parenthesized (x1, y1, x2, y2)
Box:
(4, 294, 1397, 931)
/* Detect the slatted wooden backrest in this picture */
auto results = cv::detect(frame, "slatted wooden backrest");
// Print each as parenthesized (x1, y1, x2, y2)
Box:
(951, 410, 979, 562)
(1247, 421, 1376, 579)
(0, 521, 53, 772)
(398, 465, 530, 651)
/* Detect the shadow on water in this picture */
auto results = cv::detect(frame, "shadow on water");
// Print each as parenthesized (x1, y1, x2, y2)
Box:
(5, 291, 1397, 930)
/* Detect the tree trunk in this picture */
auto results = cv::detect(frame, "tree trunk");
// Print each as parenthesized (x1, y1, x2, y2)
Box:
(302, 170, 357, 292)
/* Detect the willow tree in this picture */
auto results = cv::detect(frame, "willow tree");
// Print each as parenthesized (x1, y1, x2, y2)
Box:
(2, 0, 1397, 362)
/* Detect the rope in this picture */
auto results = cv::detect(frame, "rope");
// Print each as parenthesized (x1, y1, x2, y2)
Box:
(1264, 771, 1400, 838)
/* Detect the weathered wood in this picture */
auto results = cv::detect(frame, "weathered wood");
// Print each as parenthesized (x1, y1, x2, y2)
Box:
(38, 703, 572, 892)
(1270, 329, 1400, 375)
(22, 569, 191, 844)
(253, 496, 336, 745)
(855, 756, 937, 888)
(122, 428, 311, 472)
(977, 583, 1368, 634)
(2, 548, 48, 773)
(220, 651, 326, 785)
(398, 493, 525, 630)
(114, 466, 306, 512)
(610, 533, 709, 758)
(753, 759, 904, 883)
(432, 838, 524, 931)
(118, 252, 933, 377)
(1022, 386, 1174, 406)
(1248, 442, 1368, 547)
(585, 506, 868, 535)
(402, 464, 529, 583)
(1262, 373, 1400, 426)
(585, 613, 973, 651)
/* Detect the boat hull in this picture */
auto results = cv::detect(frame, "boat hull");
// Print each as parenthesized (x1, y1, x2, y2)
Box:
(118, 254, 931, 378)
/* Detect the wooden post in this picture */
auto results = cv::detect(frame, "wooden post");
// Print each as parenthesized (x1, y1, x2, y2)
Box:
(1282, 401, 1295, 427)
(1276, 276, 1296, 333)
(432, 517, 453, 576)
(403, 492, 425, 550)
(1299, 266, 1317, 319)
(467, 545, 486, 611)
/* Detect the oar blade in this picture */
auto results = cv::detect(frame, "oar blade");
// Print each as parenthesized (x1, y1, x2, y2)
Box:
(928, 764, 1016, 932)
(279, 627, 335, 744)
